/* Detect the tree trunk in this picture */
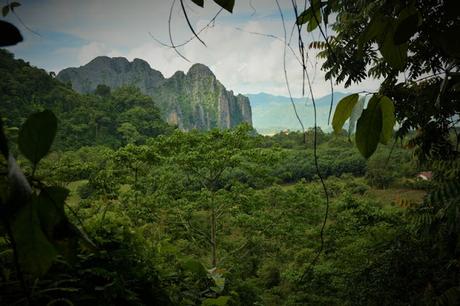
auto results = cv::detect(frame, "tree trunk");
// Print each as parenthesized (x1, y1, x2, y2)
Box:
(134, 167, 138, 206)
(211, 206, 217, 268)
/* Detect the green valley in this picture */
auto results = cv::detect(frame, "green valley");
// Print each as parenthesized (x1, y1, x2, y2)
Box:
(1, 0, 459, 305)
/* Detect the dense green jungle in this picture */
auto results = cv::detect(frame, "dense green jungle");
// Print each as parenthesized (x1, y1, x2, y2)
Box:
(1, 0, 460, 305)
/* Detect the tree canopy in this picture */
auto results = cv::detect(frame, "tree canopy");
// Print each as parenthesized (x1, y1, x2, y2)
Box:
(0, 1, 460, 305)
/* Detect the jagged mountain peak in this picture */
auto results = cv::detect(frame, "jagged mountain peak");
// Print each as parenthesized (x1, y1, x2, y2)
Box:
(83, 56, 163, 77)
(56, 56, 252, 131)
(131, 58, 155, 70)
(57, 56, 165, 94)
(170, 70, 186, 79)
(87, 56, 147, 67)
(86, 55, 113, 65)
(86, 56, 130, 69)
(187, 63, 214, 77)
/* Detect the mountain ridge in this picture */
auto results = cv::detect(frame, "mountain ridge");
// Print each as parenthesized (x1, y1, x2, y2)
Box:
(57, 57, 252, 131)
(245, 92, 350, 134)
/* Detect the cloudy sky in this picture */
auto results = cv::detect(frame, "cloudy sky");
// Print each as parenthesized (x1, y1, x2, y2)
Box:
(5, 0, 379, 97)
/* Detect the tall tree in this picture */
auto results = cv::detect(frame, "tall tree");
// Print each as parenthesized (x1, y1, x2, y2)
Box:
(155, 124, 252, 268)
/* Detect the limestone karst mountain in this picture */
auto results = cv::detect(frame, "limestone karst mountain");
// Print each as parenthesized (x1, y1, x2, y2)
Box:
(57, 57, 252, 130)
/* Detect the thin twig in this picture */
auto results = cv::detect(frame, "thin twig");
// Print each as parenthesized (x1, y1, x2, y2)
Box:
(413, 72, 444, 83)
(275, 0, 306, 143)
(308, 0, 337, 64)
(179, 0, 207, 46)
(233, 27, 303, 66)
(150, 8, 223, 49)
(289, 0, 331, 281)
(168, 0, 190, 62)
(11, 7, 41, 37)
(385, 137, 398, 169)
(300, 73, 331, 281)
(291, 1, 307, 96)
(327, 77, 334, 125)
(249, 0, 256, 17)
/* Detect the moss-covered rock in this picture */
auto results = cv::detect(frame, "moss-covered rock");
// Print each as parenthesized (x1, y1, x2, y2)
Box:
(57, 58, 252, 131)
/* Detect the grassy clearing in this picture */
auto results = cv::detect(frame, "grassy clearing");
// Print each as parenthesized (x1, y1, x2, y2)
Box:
(367, 187, 426, 206)
(66, 180, 87, 206)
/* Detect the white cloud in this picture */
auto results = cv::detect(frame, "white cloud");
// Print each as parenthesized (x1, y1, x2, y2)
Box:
(65, 17, 380, 99)
(77, 42, 110, 65)
(15, 0, 380, 98)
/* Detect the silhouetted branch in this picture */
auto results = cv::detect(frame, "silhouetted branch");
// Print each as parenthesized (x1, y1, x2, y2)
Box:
(233, 27, 303, 66)
(275, 0, 306, 142)
(249, 0, 256, 17)
(150, 7, 223, 49)
(288, 0, 331, 281)
(168, 0, 190, 62)
(179, 0, 207, 46)
(327, 78, 334, 124)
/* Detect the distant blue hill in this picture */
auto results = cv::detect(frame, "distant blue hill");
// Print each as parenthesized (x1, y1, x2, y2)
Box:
(245, 92, 350, 135)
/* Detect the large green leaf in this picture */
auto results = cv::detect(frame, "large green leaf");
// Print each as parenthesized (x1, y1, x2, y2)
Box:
(0, 20, 23, 47)
(377, 19, 408, 70)
(332, 94, 359, 134)
(394, 13, 419, 45)
(378, 96, 395, 144)
(36, 187, 69, 239)
(181, 259, 207, 278)
(381, 42, 408, 70)
(213, 0, 234, 13)
(355, 95, 383, 158)
(296, 0, 323, 29)
(11, 196, 58, 276)
(2, 4, 9, 17)
(348, 95, 365, 137)
(37, 187, 83, 259)
(18, 110, 57, 166)
(296, 7, 313, 25)
(210, 271, 226, 293)
(10, 2, 21, 11)
(307, 9, 322, 32)
(439, 26, 460, 59)
(358, 14, 386, 52)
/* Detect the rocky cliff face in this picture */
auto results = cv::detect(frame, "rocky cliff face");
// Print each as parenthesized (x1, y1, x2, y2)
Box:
(57, 57, 252, 130)
(57, 56, 165, 94)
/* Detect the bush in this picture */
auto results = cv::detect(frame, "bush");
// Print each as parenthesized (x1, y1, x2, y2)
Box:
(366, 168, 395, 189)
(77, 181, 94, 199)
